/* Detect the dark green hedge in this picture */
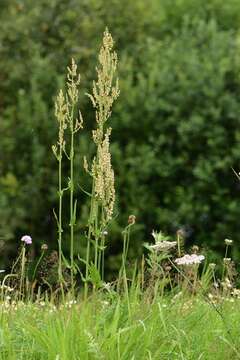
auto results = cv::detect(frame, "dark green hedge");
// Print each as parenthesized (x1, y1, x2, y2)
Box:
(1, 0, 240, 270)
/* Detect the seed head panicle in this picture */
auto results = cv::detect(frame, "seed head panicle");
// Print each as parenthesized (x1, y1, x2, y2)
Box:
(52, 89, 68, 158)
(92, 129, 115, 222)
(66, 58, 83, 133)
(67, 58, 81, 105)
(86, 29, 119, 224)
(87, 28, 120, 133)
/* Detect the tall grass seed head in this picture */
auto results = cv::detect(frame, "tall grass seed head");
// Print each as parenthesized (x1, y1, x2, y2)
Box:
(53, 89, 68, 160)
(67, 58, 81, 105)
(87, 28, 119, 127)
(92, 129, 115, 221)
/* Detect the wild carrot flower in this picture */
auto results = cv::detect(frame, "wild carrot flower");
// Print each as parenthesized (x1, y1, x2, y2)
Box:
(175, 254, 205, 266)
(149, 241, 177, 252)
(21, 235, 32, 245)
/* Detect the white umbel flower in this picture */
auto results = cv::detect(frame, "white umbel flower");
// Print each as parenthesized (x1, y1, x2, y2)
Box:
(175, 254, 205, 266)
(149, 241, 177, 252)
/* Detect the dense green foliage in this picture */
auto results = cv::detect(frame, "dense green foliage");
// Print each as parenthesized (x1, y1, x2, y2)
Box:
(0, 295, 240, 359)
(1, 0, 240, 270)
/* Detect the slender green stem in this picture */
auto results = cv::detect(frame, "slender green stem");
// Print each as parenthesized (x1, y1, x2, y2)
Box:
(70, 126, 75, 292)
(177, 233, 181, 257)
(222, 245, 229, 281)
(19, 246, 26, 299)
(32, 251, 45, 281)
(84, 181, 96, 299)
(58, 148, 63, 285)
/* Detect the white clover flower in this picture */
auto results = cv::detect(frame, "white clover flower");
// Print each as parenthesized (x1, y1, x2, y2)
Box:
(175, 254, 205, 266)
(21, 235, 32, 245)
(149, 241, 177, 252)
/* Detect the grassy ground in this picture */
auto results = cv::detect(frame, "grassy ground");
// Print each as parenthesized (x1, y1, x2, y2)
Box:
(0, 289, 240, 360)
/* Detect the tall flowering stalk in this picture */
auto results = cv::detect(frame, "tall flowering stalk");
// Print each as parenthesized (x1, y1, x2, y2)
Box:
(52, 90, 67, 285)
(66, 59, 83, 290)
(53, 59, 83, 290)
(84, 28, 119, 294)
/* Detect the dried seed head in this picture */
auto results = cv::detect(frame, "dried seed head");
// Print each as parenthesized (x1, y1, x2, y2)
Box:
(165, 266, 172, 272)
(128, 215, 136, 225)
(41, 244, 48, 251)
(192, 245, 199, 254)
(176, 228, 186, 238)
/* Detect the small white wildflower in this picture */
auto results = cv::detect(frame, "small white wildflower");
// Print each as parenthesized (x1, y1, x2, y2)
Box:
(231, 288, 240, 297)
(102, 282, 111, 291)
(225, 277, 232, 289)
(209, 263, 216, 270)
(223, 258, 231, 264)
(149, 241, 177, 252)
(101, 301, 109, 307)
(225, 239, 233, 245)
(175, 254, 205, 266)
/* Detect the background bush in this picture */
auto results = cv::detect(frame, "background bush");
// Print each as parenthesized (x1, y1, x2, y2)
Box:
(1, 0, 240, 271)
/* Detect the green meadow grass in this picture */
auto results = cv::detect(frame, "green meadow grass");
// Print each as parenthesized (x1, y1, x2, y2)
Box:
(0, 290, 240, 360)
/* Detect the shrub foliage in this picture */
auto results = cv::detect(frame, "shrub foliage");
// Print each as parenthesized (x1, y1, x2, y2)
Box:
(1, 0, 240, 270)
